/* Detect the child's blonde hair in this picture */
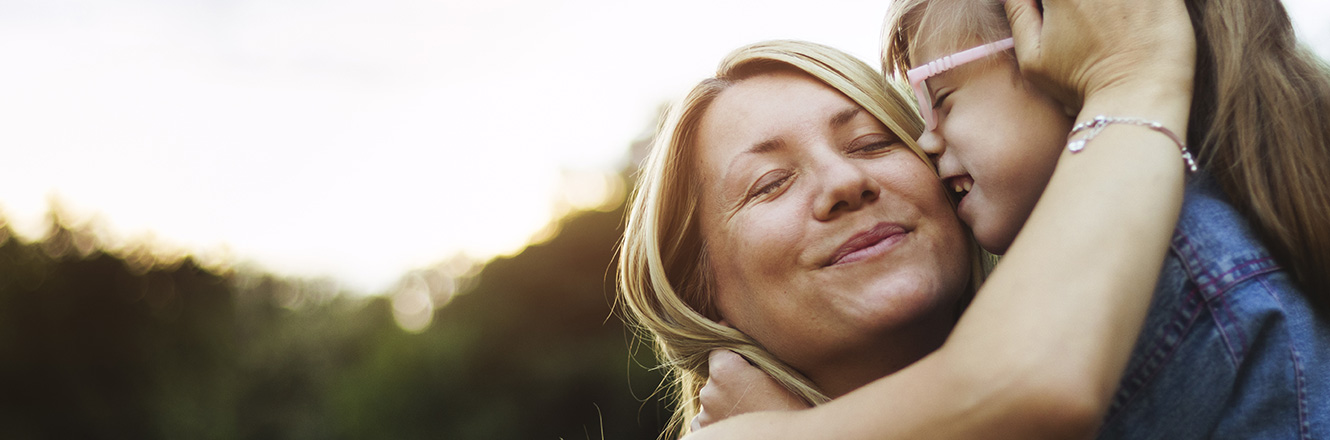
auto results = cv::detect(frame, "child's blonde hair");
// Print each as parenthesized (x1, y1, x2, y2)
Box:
(882, 0, 1011, 80)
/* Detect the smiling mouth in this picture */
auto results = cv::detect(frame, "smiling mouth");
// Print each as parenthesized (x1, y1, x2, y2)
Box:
(944, 175, 973, 203)
(826, 223, 909, 267)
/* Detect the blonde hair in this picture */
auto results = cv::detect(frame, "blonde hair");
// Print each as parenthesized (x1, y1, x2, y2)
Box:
(618, 39, 991, 439)
(882, 0, 1010, 74)
(883, 0, 1330, 315)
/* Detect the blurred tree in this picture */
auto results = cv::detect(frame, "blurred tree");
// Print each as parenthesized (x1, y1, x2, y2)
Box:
(0, 199, 668, 439)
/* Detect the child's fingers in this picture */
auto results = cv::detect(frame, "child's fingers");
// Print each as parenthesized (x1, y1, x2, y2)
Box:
(707, 349, 750, 380)
(690, 406, 711, 432)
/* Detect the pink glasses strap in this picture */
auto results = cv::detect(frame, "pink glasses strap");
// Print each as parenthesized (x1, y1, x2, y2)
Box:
(906, 37, 1016, 86)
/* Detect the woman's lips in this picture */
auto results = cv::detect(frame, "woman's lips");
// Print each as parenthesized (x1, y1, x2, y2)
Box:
(826, 222, 908, 267)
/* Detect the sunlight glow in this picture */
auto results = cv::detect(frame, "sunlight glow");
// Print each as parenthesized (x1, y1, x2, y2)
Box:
(0, 0, 1324, 295)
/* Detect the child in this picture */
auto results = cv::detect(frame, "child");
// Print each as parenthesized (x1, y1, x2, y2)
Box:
(877, 0, 1330, 437)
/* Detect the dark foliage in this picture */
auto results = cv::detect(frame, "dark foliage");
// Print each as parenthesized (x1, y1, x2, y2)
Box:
(0, 203, 668, 439)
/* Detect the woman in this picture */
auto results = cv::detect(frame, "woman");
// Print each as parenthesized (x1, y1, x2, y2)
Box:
(620, 38, 987, 433)
(619, 0, 1197, 437)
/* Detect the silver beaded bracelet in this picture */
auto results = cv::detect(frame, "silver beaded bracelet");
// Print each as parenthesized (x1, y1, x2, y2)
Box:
(1067, 115, 1198, 173)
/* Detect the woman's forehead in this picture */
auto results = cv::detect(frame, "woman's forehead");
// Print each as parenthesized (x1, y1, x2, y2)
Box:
(700, 75, 867, 157)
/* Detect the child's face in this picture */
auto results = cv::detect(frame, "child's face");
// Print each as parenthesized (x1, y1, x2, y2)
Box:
(911, 46, 1073, 255)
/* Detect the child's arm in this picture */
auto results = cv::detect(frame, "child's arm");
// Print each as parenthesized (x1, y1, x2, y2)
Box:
(688, 0, 1195, 437)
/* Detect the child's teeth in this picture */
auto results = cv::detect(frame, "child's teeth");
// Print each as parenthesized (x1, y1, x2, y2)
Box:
(963, 181, 972, 192)
(954, 184, 963, 193)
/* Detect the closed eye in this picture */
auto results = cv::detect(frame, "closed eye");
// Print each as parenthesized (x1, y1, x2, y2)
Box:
(855, 140, 901, 154)
(747, 173, 792, 200)
(847, 132, 904, 155)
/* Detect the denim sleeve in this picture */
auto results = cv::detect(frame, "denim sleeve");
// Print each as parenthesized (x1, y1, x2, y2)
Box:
(1096, 180, 1330, 440)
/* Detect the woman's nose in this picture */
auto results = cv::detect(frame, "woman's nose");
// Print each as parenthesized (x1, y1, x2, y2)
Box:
(814, 158, 881, 221)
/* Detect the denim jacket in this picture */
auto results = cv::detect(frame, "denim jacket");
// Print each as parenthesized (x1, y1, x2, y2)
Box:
(1097, 174, 1330, 439)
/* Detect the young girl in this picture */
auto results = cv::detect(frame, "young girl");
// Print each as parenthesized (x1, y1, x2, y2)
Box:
(693, 0, 1330, 437)
(880, 0, 1330, 437)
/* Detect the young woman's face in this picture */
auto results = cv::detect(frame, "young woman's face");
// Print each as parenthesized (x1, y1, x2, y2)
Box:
(694, 70, 970, 396)
(912, 45, 1073, 255)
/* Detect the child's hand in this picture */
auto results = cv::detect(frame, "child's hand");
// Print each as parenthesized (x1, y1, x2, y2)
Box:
(690, 349, 810, 432)
(1004, 0, 1196, 113)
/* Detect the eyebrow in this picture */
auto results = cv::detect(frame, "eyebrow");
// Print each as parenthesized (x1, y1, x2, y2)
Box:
(830, 107, 862, 127)
(744, 138, 785, 155)
(741, 106, 863, 156)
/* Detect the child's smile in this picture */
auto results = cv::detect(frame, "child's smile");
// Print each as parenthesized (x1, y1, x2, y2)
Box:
(912, 46, 1072, 254)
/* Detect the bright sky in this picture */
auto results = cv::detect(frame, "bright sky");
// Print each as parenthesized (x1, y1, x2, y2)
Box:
(2, 0, 1327, 294)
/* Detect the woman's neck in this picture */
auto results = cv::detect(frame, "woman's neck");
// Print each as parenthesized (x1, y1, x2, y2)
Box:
(805, 309, 956, 398)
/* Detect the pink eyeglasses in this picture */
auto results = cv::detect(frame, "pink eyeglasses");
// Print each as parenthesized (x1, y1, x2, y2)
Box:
(906, 37, 1015, 132)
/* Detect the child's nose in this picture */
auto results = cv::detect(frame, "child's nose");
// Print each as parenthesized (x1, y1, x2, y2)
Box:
(917, 130, 946, 161)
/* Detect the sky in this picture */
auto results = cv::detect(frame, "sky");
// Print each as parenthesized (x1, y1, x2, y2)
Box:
(2, 0, 1328, 294)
